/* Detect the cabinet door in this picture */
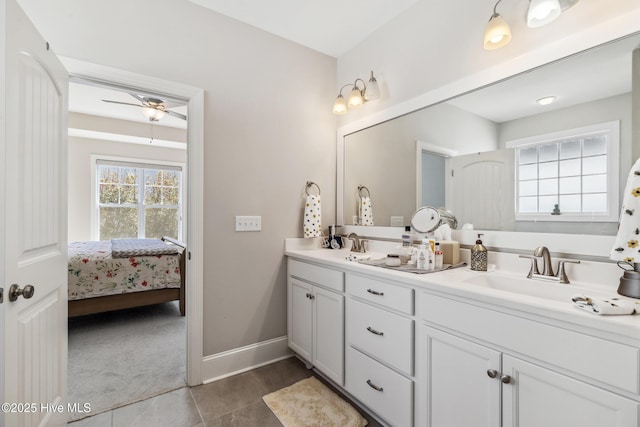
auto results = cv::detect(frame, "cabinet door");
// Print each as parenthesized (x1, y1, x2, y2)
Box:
(314, 287, 344, 385)
(502, 355, 639, 427)
(288, 278, 313, 362)
(422, 326, 501, 427)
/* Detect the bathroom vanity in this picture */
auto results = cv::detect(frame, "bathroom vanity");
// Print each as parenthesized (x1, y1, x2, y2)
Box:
(286, 239, 640, 427)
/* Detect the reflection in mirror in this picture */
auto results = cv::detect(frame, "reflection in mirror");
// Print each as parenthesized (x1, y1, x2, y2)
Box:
(342, 32, 639, 235)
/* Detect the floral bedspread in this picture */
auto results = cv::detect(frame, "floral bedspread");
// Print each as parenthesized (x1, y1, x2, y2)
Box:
(68, 240, 182, 301)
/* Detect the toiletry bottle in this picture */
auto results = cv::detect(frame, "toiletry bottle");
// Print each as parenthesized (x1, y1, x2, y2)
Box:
(417, 245, 427, 270)
(470, 234, 488, 271)
(427, 244, 435, 271)
(434, 242, 443, 270)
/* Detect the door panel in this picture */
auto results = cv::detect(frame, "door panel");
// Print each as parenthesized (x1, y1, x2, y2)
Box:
(2, 0, 68, 425)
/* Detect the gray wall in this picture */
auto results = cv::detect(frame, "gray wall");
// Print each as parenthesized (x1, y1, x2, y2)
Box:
(20, 0, 337, 357)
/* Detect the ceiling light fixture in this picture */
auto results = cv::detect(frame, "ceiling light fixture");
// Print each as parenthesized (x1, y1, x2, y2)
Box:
(484, 0, 579, 50)
(333, 71, 380, 115)
(142, 106, 166, 122)
(536, 95, 557, 105)
(484, 0, 512, 50)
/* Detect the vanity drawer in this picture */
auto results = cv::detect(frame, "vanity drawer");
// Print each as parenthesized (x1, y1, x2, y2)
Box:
(288, 259, 344, 292)
(421, 292, 640, 394)
(347, 298, 414, 375)
(347, 273, 414, 314)
(346, 347, 413, 427)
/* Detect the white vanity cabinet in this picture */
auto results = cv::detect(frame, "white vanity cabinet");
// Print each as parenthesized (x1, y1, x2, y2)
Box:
(419, 292, 640, 427)
(345, 273, 415, 427)
(287, 258, 345, 385)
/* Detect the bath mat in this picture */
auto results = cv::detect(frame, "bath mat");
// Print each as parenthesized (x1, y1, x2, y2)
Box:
(262, 377, 368, 427)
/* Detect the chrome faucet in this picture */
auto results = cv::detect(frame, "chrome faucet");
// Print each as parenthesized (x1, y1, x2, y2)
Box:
(520, 246, 580, 284)
(347, 232, 366, 253)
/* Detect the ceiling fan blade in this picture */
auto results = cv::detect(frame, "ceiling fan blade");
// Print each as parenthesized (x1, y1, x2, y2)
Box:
(128, 93, 147, 103)
(101, 99, 145, 108)
(166, 109, 187, 120)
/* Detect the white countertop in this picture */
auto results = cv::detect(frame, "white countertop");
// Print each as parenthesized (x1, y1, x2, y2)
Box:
(285, 238, 640, 345)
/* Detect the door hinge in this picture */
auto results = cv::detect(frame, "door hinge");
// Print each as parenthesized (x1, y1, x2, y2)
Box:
(0, 288, 3, 304)
(451, 170, 454, 177)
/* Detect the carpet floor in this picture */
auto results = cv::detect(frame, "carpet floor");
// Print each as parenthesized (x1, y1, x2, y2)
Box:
(67, 301, 186, 421)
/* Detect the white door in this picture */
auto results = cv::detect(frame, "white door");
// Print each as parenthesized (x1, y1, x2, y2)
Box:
(1, 0, 69, 425)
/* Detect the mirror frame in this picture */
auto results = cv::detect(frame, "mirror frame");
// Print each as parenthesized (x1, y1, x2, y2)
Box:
(336, 25, 640, 258)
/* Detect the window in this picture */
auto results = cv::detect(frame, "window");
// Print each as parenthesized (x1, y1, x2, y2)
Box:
(507, 121, 619, 222)
(96, 159, 183, 240)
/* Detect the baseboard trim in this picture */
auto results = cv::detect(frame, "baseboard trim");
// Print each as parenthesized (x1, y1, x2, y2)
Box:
(202, 336, 292, 383)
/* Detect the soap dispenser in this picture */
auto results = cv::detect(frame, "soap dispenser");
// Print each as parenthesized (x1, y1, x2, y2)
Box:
(470, 234, 488, 271)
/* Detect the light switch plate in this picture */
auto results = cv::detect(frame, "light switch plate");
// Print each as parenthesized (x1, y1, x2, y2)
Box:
(235, 216, 261, 231)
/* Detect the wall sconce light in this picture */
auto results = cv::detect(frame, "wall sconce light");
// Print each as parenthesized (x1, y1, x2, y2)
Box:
(333, 71, 380, 115)
(484, 0, 579, 50)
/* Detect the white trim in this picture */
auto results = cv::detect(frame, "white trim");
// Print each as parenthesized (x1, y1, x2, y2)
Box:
(69, 128, 186, 150)
(415, 140, 458, 211)
(507, 121, 620, 223)
(201, 336, 292, 383)
(62, 57, 205, 386)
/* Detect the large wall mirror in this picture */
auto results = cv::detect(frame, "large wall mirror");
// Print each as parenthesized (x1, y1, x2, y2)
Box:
(342, 32, 639, 236)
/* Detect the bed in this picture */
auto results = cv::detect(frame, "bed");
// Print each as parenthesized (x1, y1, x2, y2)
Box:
(67, 237, 186, 317)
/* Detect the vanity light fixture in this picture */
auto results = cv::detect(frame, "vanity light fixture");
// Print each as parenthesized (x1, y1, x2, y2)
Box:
(484, 0, 512, 50)
(333, 71, 380, 115)
(536, 95, 557, 105)
(484, 0, 579, 50)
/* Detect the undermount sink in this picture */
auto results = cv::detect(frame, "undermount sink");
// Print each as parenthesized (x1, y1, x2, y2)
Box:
(461, 273, 592, 302)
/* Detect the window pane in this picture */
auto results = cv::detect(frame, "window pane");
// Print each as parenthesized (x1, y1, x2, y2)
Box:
(559, 140, 580, 159)
(519, 180, 537, 197)
(559, 158, 580, 177)
(539, 178, 557, 195)
(519, 164, 537, 180)
(559, 195, 581, 213)
(583, 174, 607, 193)
(100, 207, 138, 239)
(519, 197, 537, 213)
(539, 143, 558, 162)
(539, 162, 557, 179)
(99, 167, 120, 184)
(583, 193, 607, 213)
(539, 196, 558, 213)
(583, 155, 607, 174)
(519, 147, 537, 165)
(583, 135, 607, 156)
(145, 208, 178, 239)
(99, 183, 119, 204)
(559, 176, 580, 194)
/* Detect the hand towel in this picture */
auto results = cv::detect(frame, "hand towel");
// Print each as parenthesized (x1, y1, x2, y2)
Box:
(571, 295, 637, 315)
(303, 194, 322, 238)
(611, 158, 640, 262)
(359, 196, 374, 226)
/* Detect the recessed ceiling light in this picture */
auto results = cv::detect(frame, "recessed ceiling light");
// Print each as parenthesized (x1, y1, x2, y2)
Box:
(536, 96, 557, 106)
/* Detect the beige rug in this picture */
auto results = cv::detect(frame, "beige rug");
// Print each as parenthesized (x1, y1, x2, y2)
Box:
(262, 377, 368, 427)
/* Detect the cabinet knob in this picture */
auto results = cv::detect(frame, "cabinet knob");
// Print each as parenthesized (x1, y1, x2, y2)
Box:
(500, 374, 512, 384)
(305, 293, 315, 300)
(486, 369, 498, 379)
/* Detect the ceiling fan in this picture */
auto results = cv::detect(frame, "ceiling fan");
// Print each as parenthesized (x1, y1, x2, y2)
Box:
(101, 93, 187, 122)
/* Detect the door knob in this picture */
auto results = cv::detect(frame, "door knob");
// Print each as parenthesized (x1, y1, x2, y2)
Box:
(8, 284, 35, 302)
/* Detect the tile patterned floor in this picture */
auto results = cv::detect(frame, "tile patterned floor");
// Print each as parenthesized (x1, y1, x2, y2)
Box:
(70, 356, 384, 427)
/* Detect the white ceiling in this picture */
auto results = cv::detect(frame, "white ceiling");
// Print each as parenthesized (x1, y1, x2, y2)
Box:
(188, 0, 421, 58)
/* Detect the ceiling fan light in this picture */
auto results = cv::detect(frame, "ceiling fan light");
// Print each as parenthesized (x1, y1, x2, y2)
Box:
(527, 0, 561, 28)
(142, 107, 166, 121)
(347, 87, 364, 108)
(333, 94, 348, 115)
(484, 14, 511, 50)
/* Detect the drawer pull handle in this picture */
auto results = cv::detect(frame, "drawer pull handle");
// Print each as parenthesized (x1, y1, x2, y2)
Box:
(367, 289, 384, 296)
(366, 379, 384, 392)
(487, 369, 498, 379)
(501, 374, 512, 384)
(366, 326, 384, 336)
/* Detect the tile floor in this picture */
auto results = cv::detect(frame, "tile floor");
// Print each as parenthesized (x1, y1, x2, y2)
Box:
(69, 356, 384, 427)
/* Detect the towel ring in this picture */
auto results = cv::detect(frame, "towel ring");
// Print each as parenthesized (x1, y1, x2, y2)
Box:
(357, 185, 370, 198)
(306, 181, 321, 196)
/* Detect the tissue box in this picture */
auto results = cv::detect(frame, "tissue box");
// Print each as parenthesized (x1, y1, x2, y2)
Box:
(439, 240, 460, 265)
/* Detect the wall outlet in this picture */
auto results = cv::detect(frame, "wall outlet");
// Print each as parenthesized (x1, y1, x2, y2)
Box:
(235, 216, 261, 231)
(390, 216, 405, 227)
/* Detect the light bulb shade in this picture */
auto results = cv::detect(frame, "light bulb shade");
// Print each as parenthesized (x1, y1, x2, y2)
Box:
(364, 72, 380, 101)
(347, 87, 364, 108)
(143, 107, 166, 121)
(483, 14, 511, 50)
(332, 94, 348, 114)
(527, 0, 561, 28)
